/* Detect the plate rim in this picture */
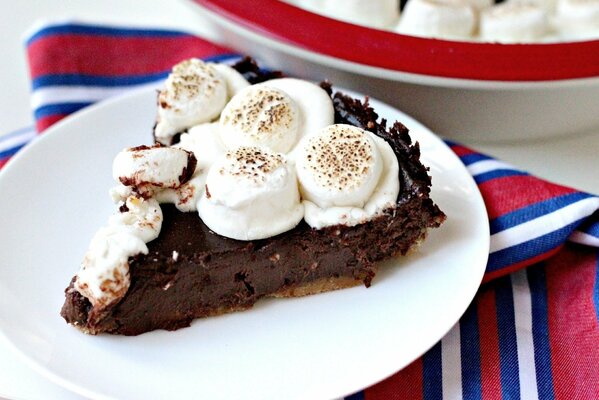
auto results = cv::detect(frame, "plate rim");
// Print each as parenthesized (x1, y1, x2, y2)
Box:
(0, 86, 490, 400)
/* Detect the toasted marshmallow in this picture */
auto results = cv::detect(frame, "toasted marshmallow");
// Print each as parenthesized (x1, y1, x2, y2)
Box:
(154, 59, 249, 145)
(113, 145, 196, 197)
(302, 134, 400, 229)
(319, 0, 401, 29)
(219, 85, 301, 153)
(108, 196, 163, 242)
(296, 124, 383, 209)
(219, 78, 334, 154)
(480, 3, 549, 42)
(259, 79, 334, 146)
(198, 147, 304, 240)
(396, 0, 476, 40)
(152, 173, 203, 212)
(298, 126, 400, 229)
(75, 196, 162, 307)
(555, 0, 599, 39)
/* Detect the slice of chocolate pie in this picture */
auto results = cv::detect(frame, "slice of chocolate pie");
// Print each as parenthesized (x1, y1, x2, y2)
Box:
(61, 58, 445, 335)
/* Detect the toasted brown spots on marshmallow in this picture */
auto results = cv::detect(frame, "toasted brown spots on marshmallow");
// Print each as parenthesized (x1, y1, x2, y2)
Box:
(219, 85, 300, 153)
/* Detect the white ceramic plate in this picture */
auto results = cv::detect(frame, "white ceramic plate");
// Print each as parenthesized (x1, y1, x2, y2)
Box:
(0, 87, 489, 400)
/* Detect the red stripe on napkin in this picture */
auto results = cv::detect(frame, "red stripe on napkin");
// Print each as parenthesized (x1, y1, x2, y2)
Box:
(36, 114, 67, 133)
(28, 35, 231, 78)
(479, 176, 577, 220)
(365, 359, 424, 400)
(546, 247, 599, 400)
(449, 143, 479, 158)
(483, 246, 563, 283)
(477, 287, 503, 400)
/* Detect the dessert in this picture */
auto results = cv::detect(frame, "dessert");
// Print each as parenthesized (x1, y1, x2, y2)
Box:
(284, 0, 599, 42)
(480, 2, 549, 43)
(61, 58, 445, 336)
(396, 0, 477, 40)
(284, 0, 401, 29)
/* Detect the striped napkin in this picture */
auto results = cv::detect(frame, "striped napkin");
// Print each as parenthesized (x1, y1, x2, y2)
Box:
(2, 22, 598, 399)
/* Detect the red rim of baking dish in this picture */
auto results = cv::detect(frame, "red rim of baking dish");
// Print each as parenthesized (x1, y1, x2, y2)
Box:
(194, 0, 599, 81)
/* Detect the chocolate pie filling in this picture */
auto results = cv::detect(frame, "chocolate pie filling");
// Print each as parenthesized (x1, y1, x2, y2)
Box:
(61, 59, 445, 335)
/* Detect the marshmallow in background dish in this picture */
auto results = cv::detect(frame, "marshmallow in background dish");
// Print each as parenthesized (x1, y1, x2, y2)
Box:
(555, 0, 599, 39)
(480, 3, 549, 42)
(198, 147, 304, 241)
(320, 0, 401, 30)
(396, 0, 476, 40)
(154, 59, 249, 145)
(219, 78, 334, 154)
(286, 0, 400, 29)
(296, 124, 400, 229)
(465, 0, 494, 10)
(509, 0, 558, 12)
(290, 0, 328, 13)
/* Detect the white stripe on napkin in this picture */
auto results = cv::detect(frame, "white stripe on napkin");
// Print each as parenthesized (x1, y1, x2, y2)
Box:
(31, 81, 165, 110)
(490, 197, 599, 253)
(568, 230, 599, 247)
(468, 159, 518, 177)
(442, 323, 463, 399)
(511, 270, 539, 400)
(0, 128, 36, 154)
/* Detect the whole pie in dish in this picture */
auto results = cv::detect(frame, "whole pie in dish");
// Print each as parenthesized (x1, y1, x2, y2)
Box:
(61, 57, 446, 335)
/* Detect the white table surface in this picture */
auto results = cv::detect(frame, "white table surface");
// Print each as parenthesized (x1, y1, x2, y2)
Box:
(0, 1, 597, 399)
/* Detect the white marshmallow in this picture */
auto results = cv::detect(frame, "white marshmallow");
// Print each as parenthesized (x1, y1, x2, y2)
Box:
(112, 145, 194, 197)
(75, 196, 162, 307)
(320, 0, 401, 29)
(219, 78, 334, 154)
(211, 63, 251, 98)
(150, 122, 226, 212)
(509, 0, 558, 12)
(480, 3, 549, 42)
(198, 147, 304, 240)
(287, 0, 325, 11)
(296, 124, 384, 209)
(153, 171, 205, 213)
(396, 0, 476, 40)
(555, 0, 599, 39)
(466, 0, 494, 10)
(175, 122, 224, 170)
(288, 0, 400, 29)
